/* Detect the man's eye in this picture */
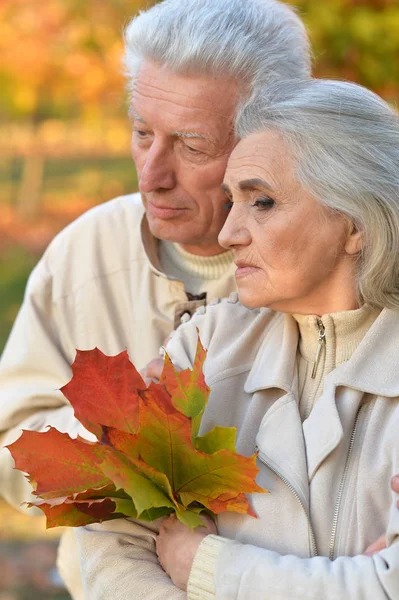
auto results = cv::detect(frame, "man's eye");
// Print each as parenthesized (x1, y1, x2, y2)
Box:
(185, 144, 202, 154)
(252, 197, 275, 210)
(134, 129, 149, 138)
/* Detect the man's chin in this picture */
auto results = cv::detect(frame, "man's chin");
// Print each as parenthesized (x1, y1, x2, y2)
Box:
(146, 214, 191, 243)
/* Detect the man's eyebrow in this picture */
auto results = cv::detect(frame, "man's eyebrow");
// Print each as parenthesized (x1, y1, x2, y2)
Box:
(171, 130, 211, 142)
(128, 107, 145, 122)
(128, 108, 211, 141)
(239, 178, 273, 192)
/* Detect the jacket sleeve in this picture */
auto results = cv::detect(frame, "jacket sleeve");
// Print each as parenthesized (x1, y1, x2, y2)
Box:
(0, 252, 89, 513)
(74, 320, 205, 599)
(75, 519, 186, 600)
(187, 532, 399, 600)
(164, 319, 399, 600)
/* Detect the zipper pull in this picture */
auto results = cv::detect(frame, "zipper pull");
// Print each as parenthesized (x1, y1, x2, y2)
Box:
(311, 318, 326, 379)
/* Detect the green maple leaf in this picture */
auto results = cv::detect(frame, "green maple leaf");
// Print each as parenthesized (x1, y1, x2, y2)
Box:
(7, 338, 267, 529)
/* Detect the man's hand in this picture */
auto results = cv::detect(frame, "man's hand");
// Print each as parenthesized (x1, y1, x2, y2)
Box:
(364, 475, 399, 556)
(140, 358, 164, 386)
(156, 514, 217, 590)
(393, 474, 399, 504)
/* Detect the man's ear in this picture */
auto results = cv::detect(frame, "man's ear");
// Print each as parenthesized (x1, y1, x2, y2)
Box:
(345, 222, 363, 256)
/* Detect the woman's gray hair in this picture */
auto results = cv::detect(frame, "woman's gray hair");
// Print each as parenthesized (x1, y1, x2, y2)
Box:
(123, 0, 311, 99)
(237, 79, 399, 310)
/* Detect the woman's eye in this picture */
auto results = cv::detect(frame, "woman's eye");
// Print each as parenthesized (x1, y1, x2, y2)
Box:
(223, 200, 233, 211)
(252, 197, 275, 210)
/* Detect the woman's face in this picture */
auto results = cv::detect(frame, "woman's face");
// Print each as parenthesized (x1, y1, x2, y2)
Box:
(219, 130, 361, 315)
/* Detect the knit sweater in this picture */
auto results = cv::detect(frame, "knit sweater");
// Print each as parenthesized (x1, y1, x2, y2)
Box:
(294, 304, 379, 421)
(159, 240, 233, 295)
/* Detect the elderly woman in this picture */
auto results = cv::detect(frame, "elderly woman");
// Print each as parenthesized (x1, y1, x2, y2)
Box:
(153, 78, 399, 599)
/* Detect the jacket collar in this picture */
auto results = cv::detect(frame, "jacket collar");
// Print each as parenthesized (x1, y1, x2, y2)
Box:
(329, 308, 399, 396)
(140, 212, 167, 276)
(249, 308, 399, 487)
(244, 312, 298, 395)
(245, 307, 399, 398)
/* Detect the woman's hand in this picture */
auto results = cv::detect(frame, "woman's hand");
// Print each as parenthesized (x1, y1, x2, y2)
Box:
(156, 514, 217, 590)
(364, 475, 399, 556)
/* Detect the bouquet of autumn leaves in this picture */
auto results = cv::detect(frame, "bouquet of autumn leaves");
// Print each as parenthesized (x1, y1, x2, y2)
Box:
(7, 337, 265, 529)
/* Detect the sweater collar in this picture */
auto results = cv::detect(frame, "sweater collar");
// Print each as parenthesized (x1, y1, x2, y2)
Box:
(293, 304, 379, 370)
(245, 307, 399, 397)
(159, 240, 232, 281)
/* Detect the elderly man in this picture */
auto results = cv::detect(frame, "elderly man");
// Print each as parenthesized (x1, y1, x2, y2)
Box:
(0, 0, 310, 596)
(0, 0, 395, 598)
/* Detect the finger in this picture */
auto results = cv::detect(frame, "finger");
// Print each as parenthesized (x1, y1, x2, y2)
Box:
(364, 534, 386, 556)
(199, 513, 218, 534)
(163, 333, 173, 346)
(140, 375, 158, 386)
(146, 358, 165, 382)
(140, 357, 165, 385)
(392, 474, 399, 494)
(159, 514, 177, 534)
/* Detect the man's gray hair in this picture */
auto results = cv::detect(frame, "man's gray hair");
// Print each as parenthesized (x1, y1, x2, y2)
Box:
(237, 79, 399, 310)
(123, 0, 311, 99)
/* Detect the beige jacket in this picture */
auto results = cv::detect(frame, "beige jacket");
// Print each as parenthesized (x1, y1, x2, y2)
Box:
(77, 298, 399, 599)
(0, 193, 236, 599)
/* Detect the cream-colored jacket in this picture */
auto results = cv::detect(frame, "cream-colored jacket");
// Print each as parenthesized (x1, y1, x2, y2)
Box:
(0, 193, 236, 599)
(77, 298, 399, 599)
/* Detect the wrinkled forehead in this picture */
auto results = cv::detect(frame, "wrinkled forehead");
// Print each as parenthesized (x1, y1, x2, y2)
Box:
(130, 60, 241, 136)
(225, 131, 288, 184)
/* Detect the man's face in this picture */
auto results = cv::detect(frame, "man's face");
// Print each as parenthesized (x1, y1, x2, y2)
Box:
(130, 61, 240, 255)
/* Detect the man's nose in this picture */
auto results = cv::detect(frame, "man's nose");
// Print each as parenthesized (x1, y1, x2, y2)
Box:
(138, 144, 176, 192)
(218, 204, 251, 249)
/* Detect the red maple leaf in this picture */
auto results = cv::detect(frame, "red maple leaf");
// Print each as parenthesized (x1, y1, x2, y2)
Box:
(7, 337, 267, 528)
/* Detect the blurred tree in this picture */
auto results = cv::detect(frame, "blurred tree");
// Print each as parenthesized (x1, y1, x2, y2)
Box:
(293, 0, 399, 103)
(0, 0, 398, 218)
(0, 0, 151, 218)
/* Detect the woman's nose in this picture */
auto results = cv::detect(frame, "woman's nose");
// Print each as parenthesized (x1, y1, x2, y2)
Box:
(218, 204, 251, 249)
(138, 145, 176, 192)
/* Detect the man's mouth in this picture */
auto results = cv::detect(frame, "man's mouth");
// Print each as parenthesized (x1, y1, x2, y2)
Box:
(147, 201, 187, 220)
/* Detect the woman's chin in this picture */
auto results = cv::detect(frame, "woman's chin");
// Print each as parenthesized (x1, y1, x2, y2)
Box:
(236, 289, 268, 310)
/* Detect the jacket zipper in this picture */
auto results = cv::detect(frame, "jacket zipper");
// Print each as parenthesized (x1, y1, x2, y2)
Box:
(256, 449, 319, 557)
(328, 406, 362, 560)
(311, 318, 326, 379)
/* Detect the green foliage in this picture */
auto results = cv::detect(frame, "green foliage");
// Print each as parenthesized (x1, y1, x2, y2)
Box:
(0, 248, 38, 353)
(292, 0, 399, 102)
(0, 0, 397, 125)
(8, 345, 266, 529)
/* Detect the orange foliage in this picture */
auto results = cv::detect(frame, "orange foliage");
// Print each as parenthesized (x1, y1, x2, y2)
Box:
(0, 0, 151, 121)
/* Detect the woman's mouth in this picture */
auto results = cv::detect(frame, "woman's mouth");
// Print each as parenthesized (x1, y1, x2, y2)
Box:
(235, 262, 259, 278)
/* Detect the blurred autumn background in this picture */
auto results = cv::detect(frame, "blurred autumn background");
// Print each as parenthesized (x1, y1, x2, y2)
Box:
(0, 0, 398, 597)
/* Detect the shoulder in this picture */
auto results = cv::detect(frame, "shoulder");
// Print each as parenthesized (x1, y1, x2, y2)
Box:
(48, 192, 144, 260)
(166, 294, 282, 383)
(34, 193, 145, 297)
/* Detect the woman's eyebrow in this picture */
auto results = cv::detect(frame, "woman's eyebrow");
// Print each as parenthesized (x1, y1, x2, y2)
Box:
(239, 178, 273, 192)
(221, 183, 232, 197)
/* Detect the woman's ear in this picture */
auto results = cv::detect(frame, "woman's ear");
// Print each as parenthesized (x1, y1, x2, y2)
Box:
(345, 222, 363, 256)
